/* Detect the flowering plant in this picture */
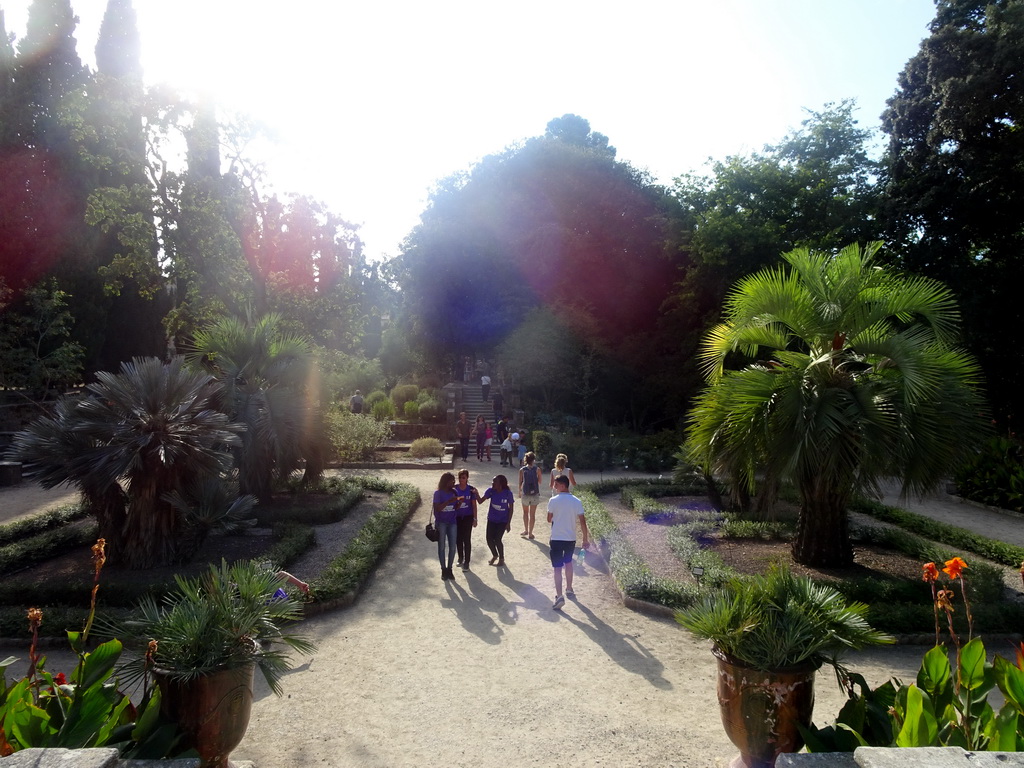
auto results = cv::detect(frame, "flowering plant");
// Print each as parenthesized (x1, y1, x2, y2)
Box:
(0, 540, 182, 756)
(804, 555, 1024, 752)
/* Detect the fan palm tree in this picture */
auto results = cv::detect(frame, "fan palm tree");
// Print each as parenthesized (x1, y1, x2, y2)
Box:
(685, 242, 989, 566)
(9, 357, 242, 568)
(188, 313, 322, 503)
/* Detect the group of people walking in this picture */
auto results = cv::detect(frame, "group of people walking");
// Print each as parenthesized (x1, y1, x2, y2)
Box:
(429, 453, 587, 611)
(453, 411, 527, 468)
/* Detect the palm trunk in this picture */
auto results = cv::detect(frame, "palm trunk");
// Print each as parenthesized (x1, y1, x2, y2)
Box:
(791, 485, 853, 567)
(121, 470, 182, 568)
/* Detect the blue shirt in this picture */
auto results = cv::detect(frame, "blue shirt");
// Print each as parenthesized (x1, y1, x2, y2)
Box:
(482, 487, 515, 523)
(454, 484, 478, 517)
(433, 489, 458, 524)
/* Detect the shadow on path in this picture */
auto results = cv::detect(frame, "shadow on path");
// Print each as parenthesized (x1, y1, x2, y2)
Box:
(440, 578, 505, 644)
(559, 597, 672, 690)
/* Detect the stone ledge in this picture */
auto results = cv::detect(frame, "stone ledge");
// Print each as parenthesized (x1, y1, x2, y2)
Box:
(0, 749, 255, 767)
(778, 746, 1024, 767)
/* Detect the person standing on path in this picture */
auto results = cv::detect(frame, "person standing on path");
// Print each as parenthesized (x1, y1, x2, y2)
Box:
(547, 474, 590, 610)
(350, 390, 363, 414)
(481, 374, 491, 402)
(455, 412, 471, 462)
(454, 469, 480, 570)
(481, 474, 515, 567)
(473, 415, 491, 461)
(549, 453, 577, 496)
(518, 451, 542, 539)
(432, 472, 459, 581)
(491, 390, 504, 423)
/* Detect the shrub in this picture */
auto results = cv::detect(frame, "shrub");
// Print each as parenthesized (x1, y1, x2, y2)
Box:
(390, 384, 419, 412)
(364, 390, 387, 408)
(371, 398, 396, 422)
(416, 388, 441, 404)
(954, 435, 1024, 512)
(403, 401, 420, 420)
(326, 409, 392, 460)
(532, 430, 553, 467)
(417, 398, 443, 423)
(410, 437, 444, 459)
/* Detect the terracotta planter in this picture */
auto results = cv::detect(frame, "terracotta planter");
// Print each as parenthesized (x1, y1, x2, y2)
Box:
(154, 662, 256, 768)
(713, 647, 818, 768)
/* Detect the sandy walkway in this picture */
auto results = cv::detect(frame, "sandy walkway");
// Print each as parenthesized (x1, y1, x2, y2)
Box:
(234, 468, 927, 768)
(0, 468, 1014, 766)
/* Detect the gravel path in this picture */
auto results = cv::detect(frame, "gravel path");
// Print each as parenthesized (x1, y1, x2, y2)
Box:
(0, 468, 1016, 766)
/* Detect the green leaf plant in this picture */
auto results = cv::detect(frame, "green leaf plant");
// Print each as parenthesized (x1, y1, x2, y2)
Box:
(802, 556, 1024, 752)
(0, 539, 185, 757)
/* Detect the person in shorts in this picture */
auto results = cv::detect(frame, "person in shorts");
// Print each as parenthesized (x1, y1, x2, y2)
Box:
(518, 450, 542, 539)
(547, 474, 589, 610)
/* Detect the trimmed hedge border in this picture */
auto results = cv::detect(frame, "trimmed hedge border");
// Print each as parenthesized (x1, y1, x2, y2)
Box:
(0, 503, 89, 547)
(579, 480, 697, 612)
(851, 496, 1024, 569)
(304, 477, 420, 613)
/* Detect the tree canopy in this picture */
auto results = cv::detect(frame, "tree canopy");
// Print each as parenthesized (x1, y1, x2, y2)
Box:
(881, 0, 1024, 428)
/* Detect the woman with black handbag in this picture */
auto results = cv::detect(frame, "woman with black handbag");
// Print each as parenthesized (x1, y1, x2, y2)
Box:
(432, 472, 459, 580)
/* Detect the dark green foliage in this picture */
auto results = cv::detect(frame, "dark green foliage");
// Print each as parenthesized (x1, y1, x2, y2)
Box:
(686, 242, 989, 567)
(417, 398, 443, 422)
(253, 481, 362, 526)
(676, 566, 894, 671)
(0, 503, 87, 547)
(954, 435, 1024, 513)
(850, 497, 1024, 569)
(721, 519, 793, 540)
(9, 357, 242, 568)
(881, 0, 1024, 430)
(531, 430, 553, 466)
(0, 520, 98, 575)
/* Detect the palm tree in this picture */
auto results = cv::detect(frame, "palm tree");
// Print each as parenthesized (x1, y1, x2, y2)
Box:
(9, 357, 242, 568)
(188, 313, 322, 503)
(685, 242, 989, 566)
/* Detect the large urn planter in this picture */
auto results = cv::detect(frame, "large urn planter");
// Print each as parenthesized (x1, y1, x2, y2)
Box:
(154, 662, 256, 768)
(674, 568, 893, 768)
(714, 647, 818, 768)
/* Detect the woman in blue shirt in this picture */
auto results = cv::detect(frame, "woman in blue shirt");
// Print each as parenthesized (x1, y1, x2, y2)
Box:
(482, 474, 516, 567)
(454, 469, 480, 570)
(432, 472, 459, 581)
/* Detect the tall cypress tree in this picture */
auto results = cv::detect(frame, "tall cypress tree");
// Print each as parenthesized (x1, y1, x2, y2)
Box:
(85, 0, 166, 366)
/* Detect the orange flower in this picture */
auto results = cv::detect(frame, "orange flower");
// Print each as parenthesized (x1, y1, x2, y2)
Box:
(26, 607, 42, 628)
(943, 557, 968, 579)
(922, 562, 940, 582)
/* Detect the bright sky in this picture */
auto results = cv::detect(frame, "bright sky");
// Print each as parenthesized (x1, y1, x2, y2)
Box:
(3, 0, 937, 261)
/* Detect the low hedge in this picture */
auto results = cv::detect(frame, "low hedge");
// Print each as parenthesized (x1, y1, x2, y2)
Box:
(310, 477, 419, 602)
(0, 503, 89, 547)
(0, 519, 98, 576)
(255, 478, 363, 525)
(578, 482, 696, 610)
(850, 497, 1024, 569)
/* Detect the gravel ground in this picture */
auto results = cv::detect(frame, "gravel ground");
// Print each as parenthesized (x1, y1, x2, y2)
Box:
(0, 467, 1006, 767)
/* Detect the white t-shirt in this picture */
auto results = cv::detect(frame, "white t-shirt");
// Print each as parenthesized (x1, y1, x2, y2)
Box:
(548, 492, 584, 542)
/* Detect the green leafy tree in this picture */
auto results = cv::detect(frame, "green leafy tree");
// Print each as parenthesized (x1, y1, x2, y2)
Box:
(9, 357, 242, 568)
(685, 242, 988, 567)
(880, 0, 1024, 429)
(399, 115, 686, 424)
(189, 312, 321, 502)
(0, 278, 84, 398)
(669, 103, 882, 413)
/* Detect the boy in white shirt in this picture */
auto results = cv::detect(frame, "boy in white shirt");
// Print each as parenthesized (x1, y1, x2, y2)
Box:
(546, 474, 590, 610)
